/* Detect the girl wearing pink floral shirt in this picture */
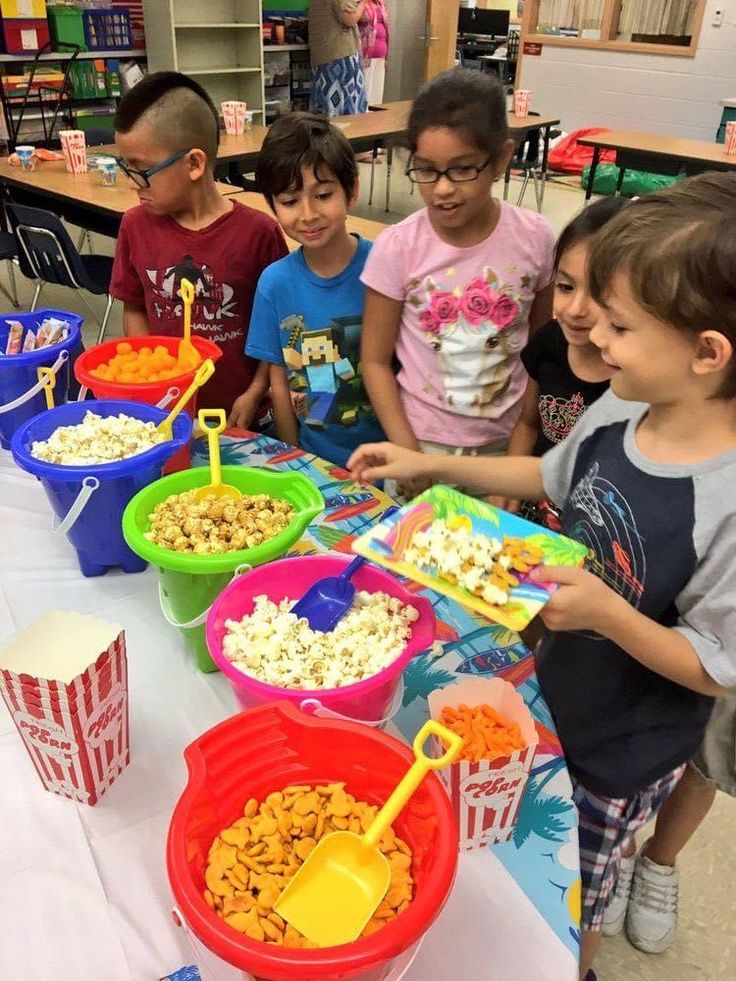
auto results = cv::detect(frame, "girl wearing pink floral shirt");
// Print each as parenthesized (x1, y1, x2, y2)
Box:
(361, 69, 555, 495)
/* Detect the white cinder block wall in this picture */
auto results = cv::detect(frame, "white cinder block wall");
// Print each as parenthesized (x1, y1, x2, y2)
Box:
(519, 0, 736, 140)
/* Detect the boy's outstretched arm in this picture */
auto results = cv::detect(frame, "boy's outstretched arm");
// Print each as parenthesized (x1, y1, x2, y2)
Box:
(531, 566, 729, 697)
(348, 442, 545, 500)
(122, 301, 149, 337)
(228, 361, 270, 430)
(270, 364, 299, 447)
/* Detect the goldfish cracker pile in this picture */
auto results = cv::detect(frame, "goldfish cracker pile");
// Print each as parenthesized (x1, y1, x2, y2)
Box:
(89, 341, 200, 384)
(404, 518, 544, 607)
(204, 782, 414, 947)
(145, 490, 294, 554)
(223, 591, 419, 689)
(30, 410, 166, 465)
(439, 703, 525, 763)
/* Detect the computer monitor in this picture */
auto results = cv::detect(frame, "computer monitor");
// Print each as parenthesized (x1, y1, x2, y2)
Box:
(458, 7, 510, 38)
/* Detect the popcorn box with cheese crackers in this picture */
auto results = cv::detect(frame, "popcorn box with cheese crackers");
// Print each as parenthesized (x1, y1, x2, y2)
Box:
(428, 677, 538, 849)
(0, 612, 129, 806)
(353, 485, 588, 631)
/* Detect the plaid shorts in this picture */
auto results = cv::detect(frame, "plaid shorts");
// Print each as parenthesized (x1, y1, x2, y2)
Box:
(572, 765, 685, 930)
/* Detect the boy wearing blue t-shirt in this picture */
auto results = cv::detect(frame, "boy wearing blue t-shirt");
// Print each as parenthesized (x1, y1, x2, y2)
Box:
(245, 113, 384, 467)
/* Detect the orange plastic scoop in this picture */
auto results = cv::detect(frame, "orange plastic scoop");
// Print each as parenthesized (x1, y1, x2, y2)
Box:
(274, 719, 463, 947)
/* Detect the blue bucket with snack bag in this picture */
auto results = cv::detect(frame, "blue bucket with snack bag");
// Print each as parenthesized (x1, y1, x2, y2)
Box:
(11, 399, 192, 577)
(0, 310, 83, 450)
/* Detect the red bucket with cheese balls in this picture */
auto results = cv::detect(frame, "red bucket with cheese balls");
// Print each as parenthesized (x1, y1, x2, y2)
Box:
(429, 677, 538, 849)
(74, 335, 221, 471)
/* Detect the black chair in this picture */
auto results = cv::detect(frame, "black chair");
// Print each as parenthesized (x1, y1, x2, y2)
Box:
(0, 208, 19, 308)
(7, 202, 115, 344)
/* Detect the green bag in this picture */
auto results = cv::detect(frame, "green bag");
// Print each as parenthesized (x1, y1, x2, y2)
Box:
(581, 162, 684, 196)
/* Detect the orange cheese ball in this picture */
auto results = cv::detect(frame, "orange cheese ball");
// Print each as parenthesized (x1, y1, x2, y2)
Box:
(89, 340, 201, 383)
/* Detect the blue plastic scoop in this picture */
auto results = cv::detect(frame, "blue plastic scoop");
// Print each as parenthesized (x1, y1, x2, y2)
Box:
(291, 506, 399, 632)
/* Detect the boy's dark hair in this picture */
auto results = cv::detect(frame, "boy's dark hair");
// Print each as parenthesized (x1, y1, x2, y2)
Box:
(407, 68, 508, 162)
(588, 172, 736, 397)
(115, 71, 220, 164)
(256, 112, 358, 207)
(555, 196, 628, 268)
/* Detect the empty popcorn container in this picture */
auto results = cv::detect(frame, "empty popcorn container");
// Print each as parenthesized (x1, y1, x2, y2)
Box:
(428, 676, 538, 849)
(0, 612, 130, 806)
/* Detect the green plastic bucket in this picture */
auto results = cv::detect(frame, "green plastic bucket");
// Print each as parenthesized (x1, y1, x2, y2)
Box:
(122, 465, 324, 672)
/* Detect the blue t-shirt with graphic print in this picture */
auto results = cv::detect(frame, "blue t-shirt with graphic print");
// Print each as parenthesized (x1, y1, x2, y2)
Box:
(246, 236, 384, 467)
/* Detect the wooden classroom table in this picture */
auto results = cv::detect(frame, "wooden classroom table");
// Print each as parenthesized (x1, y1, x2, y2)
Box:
(579, 129, 736, 200)
(0, 159, 389, 244)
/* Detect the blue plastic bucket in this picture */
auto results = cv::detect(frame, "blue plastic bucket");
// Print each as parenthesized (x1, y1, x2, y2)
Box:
(0, 310, 83, 450)
(11, 399, 192, 577)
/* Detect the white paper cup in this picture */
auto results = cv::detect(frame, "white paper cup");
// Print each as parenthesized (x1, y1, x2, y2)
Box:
(15, 145, 36, 172)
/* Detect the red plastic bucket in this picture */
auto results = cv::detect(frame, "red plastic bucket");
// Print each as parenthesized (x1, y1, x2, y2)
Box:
(167, 701, 459, 981)
(206, 555, 436, 724)
(74, 335, 222, 471)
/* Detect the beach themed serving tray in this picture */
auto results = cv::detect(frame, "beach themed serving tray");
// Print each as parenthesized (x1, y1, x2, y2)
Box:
(352, 485, 589, 631)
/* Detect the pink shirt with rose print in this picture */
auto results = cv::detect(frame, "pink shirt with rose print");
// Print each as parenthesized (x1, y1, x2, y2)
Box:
(361, 202, 556, 446)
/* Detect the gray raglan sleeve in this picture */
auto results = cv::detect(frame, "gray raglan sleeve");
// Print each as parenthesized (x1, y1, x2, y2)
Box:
(675, 491, 736, 690)
(540, 390, 642, 508)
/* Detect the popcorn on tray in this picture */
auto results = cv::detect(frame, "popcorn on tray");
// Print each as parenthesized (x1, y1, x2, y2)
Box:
(145, 491, 295, 554)
(223, 591, 419, 689)
(30, 410, 166, 465)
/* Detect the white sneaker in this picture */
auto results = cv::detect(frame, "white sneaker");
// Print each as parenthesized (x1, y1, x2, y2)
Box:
(625, 854, 679, 953)
(602, 852, 636, 936)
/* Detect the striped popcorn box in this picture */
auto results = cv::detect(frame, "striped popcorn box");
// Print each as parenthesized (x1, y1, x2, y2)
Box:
(725, 121, 736, 156)
(513, 89, 532, 118)
(59, 129, 87, 174)
(0, 612, 129, 806)
(428, 677, 538, 850)
(221, 101, 238, 136)
(233, 101, 247, 135)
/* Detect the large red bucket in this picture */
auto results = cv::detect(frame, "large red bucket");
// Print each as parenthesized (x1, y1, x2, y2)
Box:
(167, 701, 459, 981)
(74, 335, 222, 471)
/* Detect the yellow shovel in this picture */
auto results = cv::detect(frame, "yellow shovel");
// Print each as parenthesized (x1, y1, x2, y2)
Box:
(194, 408, 242, 501)
(274, 719, 463, 948)
(37, 366, 57, 410)
(156, 358, 214, 441)
(178, 277, 201, 370)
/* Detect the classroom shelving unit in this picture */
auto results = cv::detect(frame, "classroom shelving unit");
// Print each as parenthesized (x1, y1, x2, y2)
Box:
(142, 0, 266, 123)
(262, 42, 309, 121)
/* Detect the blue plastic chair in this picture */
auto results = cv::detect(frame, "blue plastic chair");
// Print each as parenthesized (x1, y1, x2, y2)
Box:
(7, 202, 115, 345)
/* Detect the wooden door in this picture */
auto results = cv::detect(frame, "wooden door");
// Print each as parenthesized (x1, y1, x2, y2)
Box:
(424, 0, 460, 81)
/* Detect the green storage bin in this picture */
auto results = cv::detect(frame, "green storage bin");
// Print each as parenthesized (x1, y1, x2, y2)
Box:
(47, 4, 87, 51)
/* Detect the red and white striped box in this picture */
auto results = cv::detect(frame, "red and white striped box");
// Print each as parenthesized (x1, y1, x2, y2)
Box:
(725, 121, 736, 156)
(0, 613, 129, 806)
(513, 89, 532, 118)
(428, 677, 538, 850)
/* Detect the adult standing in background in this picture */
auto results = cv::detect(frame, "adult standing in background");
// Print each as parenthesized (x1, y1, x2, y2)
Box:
(359, 0, 389, 106)
(309, 0, 368, 117)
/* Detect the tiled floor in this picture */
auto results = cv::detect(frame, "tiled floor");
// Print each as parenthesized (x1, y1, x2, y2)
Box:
(1, 161, 734, 981)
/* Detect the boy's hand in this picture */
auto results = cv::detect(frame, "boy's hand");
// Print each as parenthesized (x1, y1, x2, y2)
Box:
(529, 565, 625, 634)
(487, 496, 519, 514)
(348, 442, 427, 485)
(228, 392, 260, 431)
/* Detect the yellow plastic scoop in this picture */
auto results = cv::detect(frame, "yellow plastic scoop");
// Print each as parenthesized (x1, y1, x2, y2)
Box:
(178, 277, 201, 370)
(37, 366, 57, 410)
(194, 408, 242, 501)
(274, 719, 463, 948)
(156, 358, 214, 440)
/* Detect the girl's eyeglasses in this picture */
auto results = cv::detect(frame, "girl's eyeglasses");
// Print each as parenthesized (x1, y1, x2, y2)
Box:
(115, 148, 191, 188)
(406, 157, 493, 185)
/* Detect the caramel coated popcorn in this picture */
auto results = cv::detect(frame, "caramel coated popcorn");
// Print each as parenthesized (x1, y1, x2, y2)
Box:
(145, 490, 294, 554)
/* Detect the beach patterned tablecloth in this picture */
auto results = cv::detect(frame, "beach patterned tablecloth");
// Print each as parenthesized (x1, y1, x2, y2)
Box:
(195, 431, 582, 965)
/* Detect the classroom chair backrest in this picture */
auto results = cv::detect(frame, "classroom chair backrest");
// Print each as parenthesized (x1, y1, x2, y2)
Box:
(7, 202, 98, 291)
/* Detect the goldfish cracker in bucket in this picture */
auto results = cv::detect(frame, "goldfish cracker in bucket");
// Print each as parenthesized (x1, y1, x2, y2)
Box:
(428, 676, 538, 849)
(0, 612, 130, 806)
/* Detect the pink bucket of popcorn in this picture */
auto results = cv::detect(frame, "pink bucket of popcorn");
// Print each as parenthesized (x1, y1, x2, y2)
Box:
(513, 89, 532, 118)
(428, 677, 538, 850)
(221, 101, 247, 136)
(0, 611, 129, 806)
(725, 121, 736, 155)
(59, 129, 87, 174)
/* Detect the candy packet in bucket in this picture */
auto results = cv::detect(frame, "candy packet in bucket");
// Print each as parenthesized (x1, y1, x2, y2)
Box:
(428, 677, 538, 849)
(0, 611, 130, 806)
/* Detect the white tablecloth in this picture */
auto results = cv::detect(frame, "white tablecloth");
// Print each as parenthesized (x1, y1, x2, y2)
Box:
(0, 451, 577, 981)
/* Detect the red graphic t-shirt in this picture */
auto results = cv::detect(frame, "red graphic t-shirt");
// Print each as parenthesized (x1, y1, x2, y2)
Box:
(110, 200, 288, 413)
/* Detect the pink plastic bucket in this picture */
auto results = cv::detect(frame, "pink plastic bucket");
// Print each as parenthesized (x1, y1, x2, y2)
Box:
(206, 555, 435, 723)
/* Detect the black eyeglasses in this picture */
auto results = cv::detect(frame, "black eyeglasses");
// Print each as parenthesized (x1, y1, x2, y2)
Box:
(405, 157, 494, 185)
(115, 148, 191, 188)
